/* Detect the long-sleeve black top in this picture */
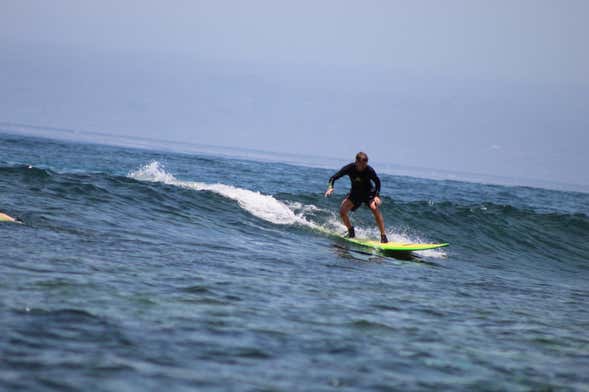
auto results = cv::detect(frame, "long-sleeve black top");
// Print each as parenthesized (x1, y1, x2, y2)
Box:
(328, 163, 381, 198)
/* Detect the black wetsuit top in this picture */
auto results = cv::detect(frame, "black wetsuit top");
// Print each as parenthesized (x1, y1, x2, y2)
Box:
(328, 163, 381, 205)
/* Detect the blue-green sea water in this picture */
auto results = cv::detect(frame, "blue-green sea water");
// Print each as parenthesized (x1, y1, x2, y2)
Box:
(1, 132, 588, 391)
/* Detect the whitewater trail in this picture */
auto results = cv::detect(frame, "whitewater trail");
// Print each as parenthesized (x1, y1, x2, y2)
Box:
(129, 161, 317, 227)
(129, 161, 446, 258)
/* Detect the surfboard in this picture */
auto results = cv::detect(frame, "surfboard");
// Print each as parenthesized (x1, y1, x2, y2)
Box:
(0, 212, 16, 222)
(341, 236, 449, 252)
(0, 212, 21, 223)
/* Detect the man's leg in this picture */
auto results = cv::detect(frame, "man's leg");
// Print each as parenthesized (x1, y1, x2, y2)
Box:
(369, 203, 386, 236)
(339, 198, 355, 230)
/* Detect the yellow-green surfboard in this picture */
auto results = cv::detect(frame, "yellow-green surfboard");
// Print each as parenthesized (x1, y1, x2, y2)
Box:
(0, 212, 17, 223)
(342, 237, 449, 252)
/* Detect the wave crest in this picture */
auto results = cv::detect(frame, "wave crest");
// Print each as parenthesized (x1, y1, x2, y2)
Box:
(128, 161, 448, 258)
(129, 161, 314, 226)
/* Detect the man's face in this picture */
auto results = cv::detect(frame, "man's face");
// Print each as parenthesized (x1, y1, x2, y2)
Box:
(355, 156, 368, 171)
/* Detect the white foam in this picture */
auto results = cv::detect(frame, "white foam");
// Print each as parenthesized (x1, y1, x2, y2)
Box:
(350, 225, 447, 259)
(129, 161, 317, 226)
(129, 161, 177, 183)
(129, 161, 446, 259)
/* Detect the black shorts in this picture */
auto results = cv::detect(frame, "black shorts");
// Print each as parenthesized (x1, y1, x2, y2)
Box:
(346, 193, 375, 211)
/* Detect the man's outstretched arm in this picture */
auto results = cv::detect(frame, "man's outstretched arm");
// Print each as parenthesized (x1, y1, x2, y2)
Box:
(325, 164, 352, 197)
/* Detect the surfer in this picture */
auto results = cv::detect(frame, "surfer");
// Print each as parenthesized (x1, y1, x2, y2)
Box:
(325, 152, 388, 243)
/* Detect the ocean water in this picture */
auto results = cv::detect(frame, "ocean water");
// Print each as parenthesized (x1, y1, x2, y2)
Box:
(1, 132, 588, 391)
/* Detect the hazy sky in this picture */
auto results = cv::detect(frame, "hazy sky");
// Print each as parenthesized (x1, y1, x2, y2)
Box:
(1, 1, 588, 186)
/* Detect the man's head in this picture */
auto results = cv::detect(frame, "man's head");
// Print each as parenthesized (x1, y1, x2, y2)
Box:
(355, 152, 369, 171)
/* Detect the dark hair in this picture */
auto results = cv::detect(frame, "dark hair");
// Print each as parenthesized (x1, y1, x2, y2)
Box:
(355, 152, 368, 161)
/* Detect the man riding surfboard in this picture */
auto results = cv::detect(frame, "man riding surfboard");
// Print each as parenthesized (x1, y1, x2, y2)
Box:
(325, 152, 388, 243)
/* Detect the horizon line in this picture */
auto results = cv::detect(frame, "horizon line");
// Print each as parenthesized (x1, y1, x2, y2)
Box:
(1, 120, 587, 195)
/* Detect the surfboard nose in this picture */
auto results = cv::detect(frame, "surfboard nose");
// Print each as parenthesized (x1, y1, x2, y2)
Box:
(0, 212, 17, 222)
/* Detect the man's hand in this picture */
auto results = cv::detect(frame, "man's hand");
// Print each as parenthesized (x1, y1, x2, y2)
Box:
(370, 196, 381, 209)
(324, 187, 334, 197)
